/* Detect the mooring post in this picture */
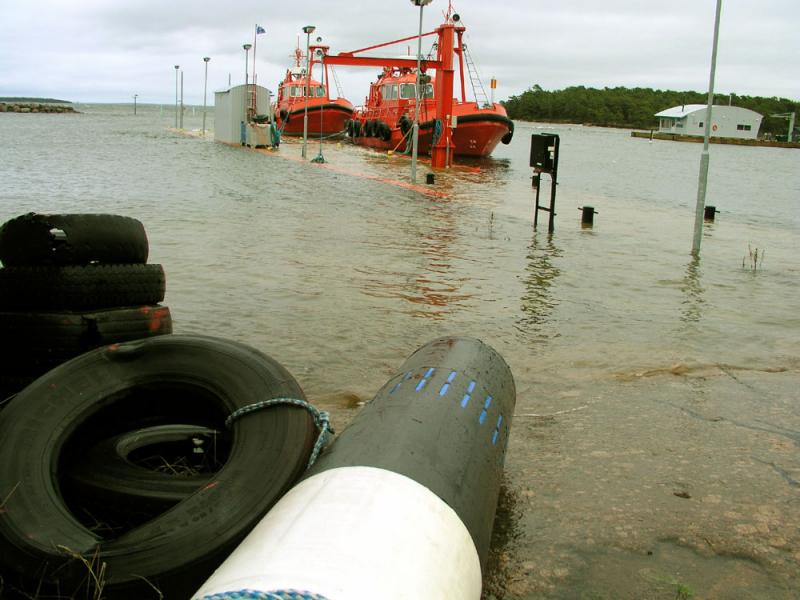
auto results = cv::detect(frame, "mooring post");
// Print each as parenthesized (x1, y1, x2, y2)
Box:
(579, 206, 597, 227)
(704, 205, 719, 221)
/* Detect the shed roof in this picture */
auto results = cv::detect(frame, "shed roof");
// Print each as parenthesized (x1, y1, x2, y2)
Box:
(655, 104, 708, 118)
(655, 104, 763, 119)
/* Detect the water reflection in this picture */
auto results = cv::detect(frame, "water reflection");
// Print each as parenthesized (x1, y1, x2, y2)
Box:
(356, 198, 474, 319)
(680, 256, 705, 324)
(516, 233, 562, 340)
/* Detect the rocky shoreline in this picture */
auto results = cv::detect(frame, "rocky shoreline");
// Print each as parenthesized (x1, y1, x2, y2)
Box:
(0, 102, 78, 114)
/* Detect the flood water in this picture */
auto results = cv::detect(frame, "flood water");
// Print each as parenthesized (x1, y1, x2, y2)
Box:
(1, 104, 799, 599)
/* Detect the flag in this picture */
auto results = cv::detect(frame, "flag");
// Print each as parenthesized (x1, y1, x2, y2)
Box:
(256, 25, 266, 34)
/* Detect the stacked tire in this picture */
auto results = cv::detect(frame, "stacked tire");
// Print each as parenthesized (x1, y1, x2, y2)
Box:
(0, 213, 172, 402)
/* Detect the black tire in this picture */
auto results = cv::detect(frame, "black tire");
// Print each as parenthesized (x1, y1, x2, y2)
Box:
(352, 119, 361, 137)
(63, 424, 222, 519)
(0, 305, 172, 373)
(0, 263, 166, 310)
(365, 119, 375, 137)
(0, 213, 148, 267)
(377, 121, 391, 141)
(399, 115, 411, 135)
(0, 334, 317, 599)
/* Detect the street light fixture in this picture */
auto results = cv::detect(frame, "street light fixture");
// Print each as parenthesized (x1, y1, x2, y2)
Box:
(301, 25, 316, 159)
(243, 43, 252, 85)
(409, 0, 433, 184)
(202, 57, 211, 136)
(174, 65, 179, 128)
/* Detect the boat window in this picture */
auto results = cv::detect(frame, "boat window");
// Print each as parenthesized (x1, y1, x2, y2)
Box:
(290, 86, 304, 97)
(399, 83, 416, 99)
(316, 86, 326, 97)
(383, 84, 398, 100)
(422, 83, 434, 99)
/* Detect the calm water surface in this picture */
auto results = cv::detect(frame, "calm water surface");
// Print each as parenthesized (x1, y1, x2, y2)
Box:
(1, 104, 798, 598)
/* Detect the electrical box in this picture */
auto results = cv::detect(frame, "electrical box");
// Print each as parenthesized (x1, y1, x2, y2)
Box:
(529, 133, 559, 174)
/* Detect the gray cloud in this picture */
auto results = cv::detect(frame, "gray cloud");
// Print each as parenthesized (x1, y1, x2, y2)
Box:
(1, 0, 797, 104)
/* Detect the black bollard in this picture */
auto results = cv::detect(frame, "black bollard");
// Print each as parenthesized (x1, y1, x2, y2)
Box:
(579, 206, 597, 226)
(704, 205, 719, 221)
(426, 173, 435, 185)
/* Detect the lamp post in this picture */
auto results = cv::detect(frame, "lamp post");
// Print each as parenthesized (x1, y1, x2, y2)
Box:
(410, 0, 432, 184)
(243, 43, 252, 85)
(133, 94, 138, 115)
(202, 57, 211, 136)
(691, 0, 722, 257)
(311, 44, 326, 164)
(174, 65, 179, 128)
(243, 43, 253, 124)
(301, 25, 316, 159)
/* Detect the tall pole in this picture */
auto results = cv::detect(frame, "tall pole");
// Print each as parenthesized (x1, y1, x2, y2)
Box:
(692, 0, 722, 257)
(174, 65, 179, 128)
(179, 70, 184, 129)
(302, 25, 316, 160)
(202, 57, 211, 136)
(133, 94, 138, 115)
(410, 1, 431, 184)
(243, 43, 252, 123)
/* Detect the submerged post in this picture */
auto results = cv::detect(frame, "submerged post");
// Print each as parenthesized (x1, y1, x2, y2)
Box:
(409, 0, 432, 184)
(692, 0, 723, 256)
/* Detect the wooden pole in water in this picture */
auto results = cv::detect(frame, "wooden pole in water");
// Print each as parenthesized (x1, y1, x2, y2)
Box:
(692, 0, 722, 257)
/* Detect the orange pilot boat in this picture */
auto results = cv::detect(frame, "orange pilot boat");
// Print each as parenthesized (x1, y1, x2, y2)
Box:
(274, 44, 354, 137)
(324, 6, 513, 162)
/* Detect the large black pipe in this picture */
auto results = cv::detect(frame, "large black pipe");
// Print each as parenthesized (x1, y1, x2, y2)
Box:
(307, 335, 516, 566)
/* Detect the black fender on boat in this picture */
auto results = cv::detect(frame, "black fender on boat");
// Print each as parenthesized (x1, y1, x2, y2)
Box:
(0, 334, 317, 599)
(376, 120, 391, 141)
(501, 120, 515, 144)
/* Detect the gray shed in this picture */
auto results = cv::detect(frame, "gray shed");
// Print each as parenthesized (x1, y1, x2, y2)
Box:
(214, 84, 273, 145)
(655, 105, 762, 139)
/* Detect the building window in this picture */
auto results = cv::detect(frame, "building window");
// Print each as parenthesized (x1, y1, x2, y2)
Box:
(737, 124, 751, 131)
(676, 121, 683, 128)
(699, 122, 703, 128)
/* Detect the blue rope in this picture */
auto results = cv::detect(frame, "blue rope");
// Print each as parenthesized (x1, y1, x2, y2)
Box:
(225, 397, 333, 469)
(199, 589, 331, 600)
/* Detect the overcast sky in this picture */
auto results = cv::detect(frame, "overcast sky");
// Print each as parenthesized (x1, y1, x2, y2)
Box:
(1, 0, 798, 105)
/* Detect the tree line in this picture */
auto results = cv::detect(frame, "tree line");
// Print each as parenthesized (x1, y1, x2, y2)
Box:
(501, 85, 799, 137)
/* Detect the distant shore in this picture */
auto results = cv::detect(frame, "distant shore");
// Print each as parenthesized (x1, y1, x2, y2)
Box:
(0, 102, 78, 114)
(630, 129, 800, 149)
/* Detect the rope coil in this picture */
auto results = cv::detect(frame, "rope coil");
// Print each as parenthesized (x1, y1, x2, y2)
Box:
(226, 397, 333, 469)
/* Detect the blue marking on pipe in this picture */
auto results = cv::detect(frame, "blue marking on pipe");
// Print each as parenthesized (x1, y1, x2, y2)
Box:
(447, 370, 457, 383)
(425, 367, 435, 378)
(416, 378, 427, 392)
(461, 379, 477, 408)
(391, 371, 412, 395)
(439, 383, 450, 396)
(492, 414, 504, 445)
(484, 395, 493, 409)
(479, 410, 487, 425)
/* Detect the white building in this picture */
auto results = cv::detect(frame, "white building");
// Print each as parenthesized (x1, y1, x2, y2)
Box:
(655, 104, 763, 139)
(214, 84, 274, 146)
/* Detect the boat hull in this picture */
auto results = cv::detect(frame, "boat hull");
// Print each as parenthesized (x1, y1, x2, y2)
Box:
(348, 107, 513, 158)
(277, 103, 353, 137)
